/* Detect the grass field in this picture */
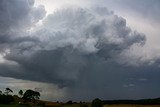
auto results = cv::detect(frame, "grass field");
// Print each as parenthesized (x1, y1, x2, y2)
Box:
(0, 104, 42, 107)
(0, 104, 85, 107)
(1, 104, 160, 107)
(104, 104, 160, 107)
(0, 104, 84, 107)
(0, 105, 28, 107)
(0, 105, 27, 107)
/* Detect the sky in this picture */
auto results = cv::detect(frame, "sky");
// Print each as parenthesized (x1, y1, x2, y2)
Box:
(0, 0, 160, 102)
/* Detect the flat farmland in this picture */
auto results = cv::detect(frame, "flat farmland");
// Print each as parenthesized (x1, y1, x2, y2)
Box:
(104, 104, 160, 107)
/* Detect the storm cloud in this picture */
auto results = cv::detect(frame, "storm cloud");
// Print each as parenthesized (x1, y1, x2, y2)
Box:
(1, 6, 145, 84)
(0, 0, 160, 101)
(0, 0, 46, 52)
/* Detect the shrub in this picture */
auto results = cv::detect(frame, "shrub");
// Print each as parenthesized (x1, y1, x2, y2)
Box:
(91, 98, 103, 107)
(66, 100, 73, 104)
(0, 94, 14, 104)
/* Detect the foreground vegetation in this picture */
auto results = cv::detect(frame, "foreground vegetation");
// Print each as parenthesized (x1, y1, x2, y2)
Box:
(104, 104, 160, 107)
(1, 88, 160, 107)
(1, 104, 160, 107)
(0, 104, 87, 107)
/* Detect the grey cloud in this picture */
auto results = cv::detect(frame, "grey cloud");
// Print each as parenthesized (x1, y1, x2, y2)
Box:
(35, 7, 145, 53)
(64, 62, 160, 101)
(0, 0, 46, 31)
(0, 0, 46, 52)
(102, 0, 160, 23)
(120, 0, 160, 23)
(2, 7, 145, 86)
(1, 3, 159, 100)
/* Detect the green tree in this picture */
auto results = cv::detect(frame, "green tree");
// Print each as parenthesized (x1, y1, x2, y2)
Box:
(5, 88, 13, 95)
(18, 90, 23, 97)
(91, 98, 103, 107)
(22, 89, 40, 102)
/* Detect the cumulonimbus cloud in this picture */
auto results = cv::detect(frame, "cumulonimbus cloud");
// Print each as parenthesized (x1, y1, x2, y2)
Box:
(2, 0, 160, 101)
(0, 4, 146, 87)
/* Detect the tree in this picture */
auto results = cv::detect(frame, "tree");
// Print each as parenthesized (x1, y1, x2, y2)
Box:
(22, 89, 40, 102)
(66, 100, 73, 104)
(91, 98, 103, 107)
(18, 90, 23, 97)
(5, 88, 13, 95)
(0, 90, 2, 95)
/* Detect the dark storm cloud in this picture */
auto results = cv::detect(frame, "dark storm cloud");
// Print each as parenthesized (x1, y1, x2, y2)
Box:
(1, 0, 159, 100)
(68, 63, 160, 100)
(0, 0, 46, 31)
(2, 7, 145, 87)
(0, 0, 46, 52)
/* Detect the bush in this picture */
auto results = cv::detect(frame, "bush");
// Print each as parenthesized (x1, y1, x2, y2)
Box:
(91, 98, 103, 107)
(0, 94, 14, 104)
(66, 100, 73, 104)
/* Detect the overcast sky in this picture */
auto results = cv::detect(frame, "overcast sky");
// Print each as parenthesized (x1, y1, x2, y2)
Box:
(0, 0, 160, 102)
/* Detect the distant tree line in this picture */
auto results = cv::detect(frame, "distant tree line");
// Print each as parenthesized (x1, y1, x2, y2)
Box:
(0, 88, 40, 104)
(103, 98, 160, 105)
(1, 87, 160, 106)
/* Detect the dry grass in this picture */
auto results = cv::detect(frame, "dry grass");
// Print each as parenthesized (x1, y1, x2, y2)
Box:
(104, 104, 160, 107)
(41, 101, 61, 106)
